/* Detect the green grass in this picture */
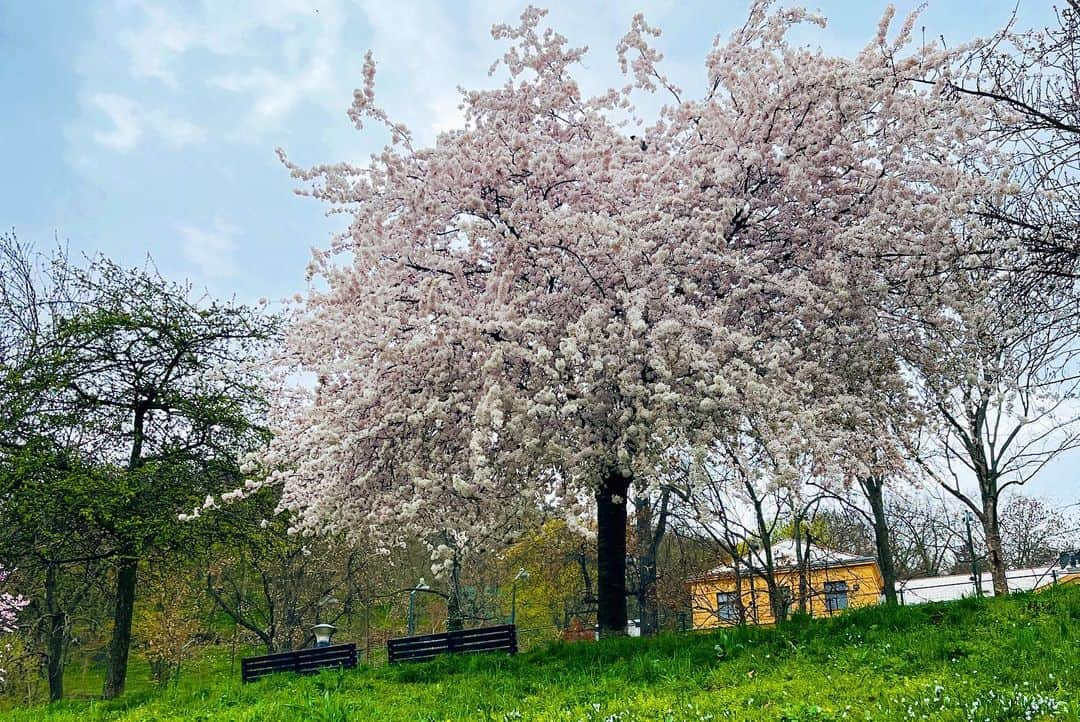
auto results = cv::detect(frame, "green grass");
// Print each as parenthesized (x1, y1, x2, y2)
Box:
(3, 586, 1078, 721)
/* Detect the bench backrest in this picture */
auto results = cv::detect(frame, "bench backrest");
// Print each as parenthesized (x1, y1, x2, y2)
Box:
(387, 624, 517, 664)
(241, 643, 357, 683)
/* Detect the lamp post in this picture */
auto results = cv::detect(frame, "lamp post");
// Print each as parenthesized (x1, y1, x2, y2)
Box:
(407, 578, 430, 636)
(312, 624, 336, 648)
(964, 510, 982, 598)
(510, 568, 529, 626)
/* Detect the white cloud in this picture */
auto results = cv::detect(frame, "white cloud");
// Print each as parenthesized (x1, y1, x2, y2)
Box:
(87, 92, 206, 151)
(154, 115, 207, 146)
(116, 1, 199, 85)
(178, 216, 239, 278)
(115, 0, 312, 84)
(114, 0, 349, 131)
(89, 93, 143, 151)
(210, 2, 347, 131)
(111, 0, 485, 141)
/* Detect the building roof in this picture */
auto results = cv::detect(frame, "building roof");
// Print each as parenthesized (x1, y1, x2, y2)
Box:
(695, 539, 878, 581)
(897, 565, 1071, 604)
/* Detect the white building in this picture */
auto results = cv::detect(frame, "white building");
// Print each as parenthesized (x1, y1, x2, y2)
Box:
(897, 566, 1068, 604)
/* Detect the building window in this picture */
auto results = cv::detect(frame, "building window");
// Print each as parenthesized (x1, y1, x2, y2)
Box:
(824, 581, 849, 612)
(716, 591, 739, 622)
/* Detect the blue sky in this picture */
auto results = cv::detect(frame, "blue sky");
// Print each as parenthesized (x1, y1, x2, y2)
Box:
(1, 0, 1074, 502)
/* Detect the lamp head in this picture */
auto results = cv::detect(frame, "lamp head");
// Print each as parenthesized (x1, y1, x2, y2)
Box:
(312, 623, 336, 647)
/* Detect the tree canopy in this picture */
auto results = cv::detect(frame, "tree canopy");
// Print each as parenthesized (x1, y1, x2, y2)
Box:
(259, 2, 1009, 631)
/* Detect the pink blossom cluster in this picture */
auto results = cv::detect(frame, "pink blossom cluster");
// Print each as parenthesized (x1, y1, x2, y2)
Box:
(245, 2, 1008, 564)
(0, 568, 25, 635)
(0, 567, 27, 685)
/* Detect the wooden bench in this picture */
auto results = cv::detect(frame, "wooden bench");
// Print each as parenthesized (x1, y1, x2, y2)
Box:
(387, 624, 517, 663)
(241, 643, 357, 683)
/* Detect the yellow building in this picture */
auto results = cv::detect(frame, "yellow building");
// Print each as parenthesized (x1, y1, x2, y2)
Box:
(1053, 571, 1080, 587)
(690, 540, 884, 629)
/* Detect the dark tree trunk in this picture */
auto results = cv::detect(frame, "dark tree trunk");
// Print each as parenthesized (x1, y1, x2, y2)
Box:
(104, 408, 144, 699)
(863, 475, 898, 605)
(103, 556, 138, 699)
(981, 495, 1008, 596)
(732, 565, 747, 625)
(44, 563, 65, 702)
(596, 470, 631, 636)
(763, 569, 784, 623)
(634, 494, 659, 636)
(576, 542, 595, 607)
(447, 555, 464, 632)
(746, 483, 785, 623)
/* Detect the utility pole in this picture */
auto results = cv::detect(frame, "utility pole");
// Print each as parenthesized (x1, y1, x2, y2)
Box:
(964, 511, 982, 598)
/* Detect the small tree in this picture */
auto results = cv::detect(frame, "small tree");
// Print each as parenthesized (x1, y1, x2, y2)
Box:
(52, 263, 278, 698)
(628, 483, 674, 636)
(675, 437, 809, 625)
(999, 495, 1077, 568)
(203, 504, 373, 654)
(1, 237, 279, 698)
(887, 492, 968, 579)
(0, 235, 118, 701)
(131, 563, 205, 686)
(908, 273, 1080, 595)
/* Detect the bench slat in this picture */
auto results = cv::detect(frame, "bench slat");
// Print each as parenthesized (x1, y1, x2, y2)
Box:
(387, 625, 517, 664)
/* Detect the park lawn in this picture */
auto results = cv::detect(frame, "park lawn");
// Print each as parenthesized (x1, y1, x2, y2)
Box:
(2, 586, 1077, 722)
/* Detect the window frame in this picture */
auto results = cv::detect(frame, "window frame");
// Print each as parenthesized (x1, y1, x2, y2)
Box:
(823, 580, 849, 612)
(716, 591, 739, 623)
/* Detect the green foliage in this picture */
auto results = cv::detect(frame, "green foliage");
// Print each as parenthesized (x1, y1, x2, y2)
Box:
(500, 519, 595, 635)
(0, 236, 284, 699)
(2, 585, 1076, 721)
(1, 240, 280, 563)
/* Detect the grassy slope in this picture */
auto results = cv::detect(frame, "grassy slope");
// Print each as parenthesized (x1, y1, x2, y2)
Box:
(3, 586, 1077, 722)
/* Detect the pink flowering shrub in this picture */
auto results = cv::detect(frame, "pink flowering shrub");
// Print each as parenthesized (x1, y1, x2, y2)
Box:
(0, 567, 28, 686)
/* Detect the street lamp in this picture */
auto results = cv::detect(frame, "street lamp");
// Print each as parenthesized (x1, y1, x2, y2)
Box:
(510, 568, 529, 626)
(963, 510, 982, 598)
(312, 623, 336, 648)
(407, 578, 430, 636)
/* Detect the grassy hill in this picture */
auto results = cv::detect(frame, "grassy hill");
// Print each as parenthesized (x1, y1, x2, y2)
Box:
(3, 585, 1077, 722)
